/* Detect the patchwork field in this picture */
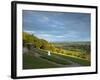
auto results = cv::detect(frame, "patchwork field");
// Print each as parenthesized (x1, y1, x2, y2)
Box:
(23, 32, 91, 69)
(23, 45, 90, 69)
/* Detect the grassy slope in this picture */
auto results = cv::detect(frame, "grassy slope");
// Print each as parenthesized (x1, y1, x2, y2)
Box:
(54, 54, 90, 66)
(23, 48, 90, 69)
(23, 53, 58, 69)
(39, 49, 90, 66)
(41, 55, 71, 65)
(23, 50, 71, 69)
(33, 48, 71, 65)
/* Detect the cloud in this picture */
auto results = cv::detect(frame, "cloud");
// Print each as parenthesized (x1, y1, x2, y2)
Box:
(54, 21, 64, 26)
(24, 30, 79, 41)
(38, 16, 50, 23)
(24, 30, 36, 34)
(23, 10, 90, 42)
(65, 31, 79, 38)
(56, 35, 65, 38)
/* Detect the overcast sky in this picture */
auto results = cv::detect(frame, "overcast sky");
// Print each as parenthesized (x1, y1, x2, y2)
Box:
(23, 10, 90, 42)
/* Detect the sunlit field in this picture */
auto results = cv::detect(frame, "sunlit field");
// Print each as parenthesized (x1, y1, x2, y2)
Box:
(22, 10, 91, 69)
(23, 32, 90, 69)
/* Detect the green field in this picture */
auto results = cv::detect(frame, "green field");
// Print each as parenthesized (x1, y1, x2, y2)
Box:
(53, 53, 90, 66)
(52, 41, 91, 61)
(23, 32, 91, 69)
(41, 55, 71, 65)
(23, 48, 71, 69)
(23, 47, 90, 69)
(23, 53, 59, 69)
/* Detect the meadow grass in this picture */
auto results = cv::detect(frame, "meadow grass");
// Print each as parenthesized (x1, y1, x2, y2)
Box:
(23, 53, 59, 69)
(41, 55, 71, 65)
(32, 48, 71, 65)
(54, 54, 90, 66)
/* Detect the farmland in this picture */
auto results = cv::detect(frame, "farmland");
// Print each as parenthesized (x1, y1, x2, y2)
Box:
(23, 32, 91, 69)
(23, 42, 90, 69)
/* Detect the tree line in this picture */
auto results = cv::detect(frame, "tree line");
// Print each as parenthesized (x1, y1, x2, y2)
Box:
(23, 32, 62, 53)
(23, 32, 90, 60)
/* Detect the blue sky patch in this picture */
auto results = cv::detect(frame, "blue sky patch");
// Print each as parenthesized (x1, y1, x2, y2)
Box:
(23, 10, 90, 42)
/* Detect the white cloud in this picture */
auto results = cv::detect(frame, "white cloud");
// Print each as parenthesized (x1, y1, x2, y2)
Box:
(63, 31, 79, 39)
(39, 16, 50, 23)
(35, 33, 54, 38)
(24, 30, 36, 34)
(24, 30, 80, 42)
(55, 35, 65, 38)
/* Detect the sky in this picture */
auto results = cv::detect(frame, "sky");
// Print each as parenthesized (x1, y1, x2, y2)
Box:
(23, 10, 91, 42)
